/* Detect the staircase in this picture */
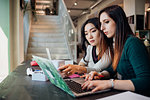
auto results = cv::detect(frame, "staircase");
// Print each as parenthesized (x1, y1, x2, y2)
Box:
(26, 15, 70, 60)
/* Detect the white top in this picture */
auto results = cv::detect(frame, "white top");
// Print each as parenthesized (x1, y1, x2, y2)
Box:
(79, 45, 111, 73)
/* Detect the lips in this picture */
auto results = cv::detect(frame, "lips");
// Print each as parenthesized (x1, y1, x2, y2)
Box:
(104, 32, 108, 35)
(90, 40, 95, 43)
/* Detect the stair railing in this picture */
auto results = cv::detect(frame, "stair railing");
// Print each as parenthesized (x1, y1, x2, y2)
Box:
(23, 1, 32, 60)
(58, 0, 77, 62)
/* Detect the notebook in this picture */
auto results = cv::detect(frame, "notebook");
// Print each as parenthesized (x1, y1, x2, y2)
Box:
(32, 55, 110, 97)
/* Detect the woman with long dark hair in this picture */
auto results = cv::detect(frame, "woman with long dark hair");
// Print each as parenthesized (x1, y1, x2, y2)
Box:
(82, 5, 150, 96)
(59, 17, 111, 78)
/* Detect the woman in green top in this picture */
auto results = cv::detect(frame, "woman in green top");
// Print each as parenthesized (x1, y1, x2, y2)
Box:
(81, 5, 150, 96)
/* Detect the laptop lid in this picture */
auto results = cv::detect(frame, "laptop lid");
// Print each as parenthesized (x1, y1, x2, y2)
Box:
(32, 55, 75, 97)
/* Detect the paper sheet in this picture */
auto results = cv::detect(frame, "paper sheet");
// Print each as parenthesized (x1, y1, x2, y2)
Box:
(97, 91, 150, 100)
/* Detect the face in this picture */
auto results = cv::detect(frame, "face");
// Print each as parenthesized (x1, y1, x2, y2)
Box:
(100, 12, 116, 38)
(84, 23, 100, 47)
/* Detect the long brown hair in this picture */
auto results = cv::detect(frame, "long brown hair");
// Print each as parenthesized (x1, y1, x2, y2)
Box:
(81, 17, 109, 61)
(99, 5, 134, 70)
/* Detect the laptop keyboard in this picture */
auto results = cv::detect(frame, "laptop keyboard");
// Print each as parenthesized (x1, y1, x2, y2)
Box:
(65, 80, 91, 93)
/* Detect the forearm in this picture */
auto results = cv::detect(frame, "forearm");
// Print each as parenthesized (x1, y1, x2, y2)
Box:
(113, 80, 135, 91)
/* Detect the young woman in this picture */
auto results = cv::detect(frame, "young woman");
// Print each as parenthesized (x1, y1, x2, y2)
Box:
(82, 5, 150, 96)
(59, 17, 111, 77)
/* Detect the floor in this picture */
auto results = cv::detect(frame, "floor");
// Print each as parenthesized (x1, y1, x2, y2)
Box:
(0, 75, 7, 83)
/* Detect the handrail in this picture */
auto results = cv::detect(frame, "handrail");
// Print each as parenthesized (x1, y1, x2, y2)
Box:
(23, 1, 32, 60)
(58, 0, 77, 62)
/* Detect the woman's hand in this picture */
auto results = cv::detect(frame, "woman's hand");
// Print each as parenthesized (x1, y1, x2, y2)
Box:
(58, 64, 87, 76)
(80, 71, 104, 81)
(81, 80, 112, 92)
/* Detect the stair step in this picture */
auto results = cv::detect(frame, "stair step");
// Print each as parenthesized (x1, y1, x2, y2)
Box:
(28, 42, 66, 48)
(27, 47, 68, 54)
(30, 28, 62, 33)
(31, 24, 62, 29)
(35, 18, 61, 22)
(34, 16, 60, 23)
(27, 53, 70, 60)
(29, 37, 65, 43)
(36, 15, 59, 19)
(30, 32, 64, 37)
(32, 21, 61, 25)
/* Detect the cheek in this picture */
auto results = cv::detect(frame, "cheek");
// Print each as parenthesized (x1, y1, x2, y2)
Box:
(111, 26, 116, 35)
(95, 34, 100, 42)
(108, 25, 115, 34)
(85, 36, 90, 42)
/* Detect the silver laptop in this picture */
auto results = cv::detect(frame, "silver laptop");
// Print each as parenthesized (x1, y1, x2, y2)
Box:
(32, 55, 110, 97)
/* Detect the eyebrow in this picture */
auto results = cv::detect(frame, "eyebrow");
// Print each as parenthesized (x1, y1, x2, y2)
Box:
(84, 27, 96, 32)
(101, 19, 109, 22)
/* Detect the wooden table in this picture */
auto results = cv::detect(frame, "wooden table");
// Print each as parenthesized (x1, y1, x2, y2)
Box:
(0, 61, 122, 100)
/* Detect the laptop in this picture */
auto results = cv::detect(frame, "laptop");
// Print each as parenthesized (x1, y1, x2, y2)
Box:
(32, 55, 110, 97)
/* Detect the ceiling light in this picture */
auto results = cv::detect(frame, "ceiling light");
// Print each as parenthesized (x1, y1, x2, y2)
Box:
(68, 10, 71, 13)
(147, 8, 150, 11)
(50, 10, 53, 14)
(74, 2, 77, 6)
(147, 3, 150, 11)
(147, 7, 150, 11)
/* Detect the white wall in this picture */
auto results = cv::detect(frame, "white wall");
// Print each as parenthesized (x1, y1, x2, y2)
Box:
(19, 7, 24, 64)
(124, 0, 146, 33)
(0, 27, 8, 81)
(9, 0, 24, 72)
(124, 0, 135, 16)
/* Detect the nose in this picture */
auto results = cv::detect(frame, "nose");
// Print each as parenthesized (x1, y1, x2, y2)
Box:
(100, 24, 105, 31)
(88, 33, 93, 39)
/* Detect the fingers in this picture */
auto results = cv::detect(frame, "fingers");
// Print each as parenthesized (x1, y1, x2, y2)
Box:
(58, 64, 69, 71)
(92, 87, 100, 92)
(85, 75, 90, 81)
(63, 67, 71, 73)
(80, 74, 91, 81)
(82, 81, 103, 93)
(80, 74, 86, 78)
(82, 81, 91, 90)
(85, 72, 96, 81)
(94, 76, 100, 80)
(89, 72, 95, 80)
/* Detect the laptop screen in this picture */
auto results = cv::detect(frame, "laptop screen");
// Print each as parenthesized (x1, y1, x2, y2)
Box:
(33, 56, 74, 96)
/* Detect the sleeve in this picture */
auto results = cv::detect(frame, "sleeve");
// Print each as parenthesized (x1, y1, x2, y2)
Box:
(79, 45, 91, 66)
(126, 37, 150, 96)
(86, 49, 112, 73)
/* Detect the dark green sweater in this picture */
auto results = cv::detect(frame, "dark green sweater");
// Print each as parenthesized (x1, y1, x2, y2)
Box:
(106, 36, 150, 96)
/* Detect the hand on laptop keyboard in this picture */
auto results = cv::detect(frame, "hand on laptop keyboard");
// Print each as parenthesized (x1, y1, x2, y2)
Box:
(80, 71, 104, 81)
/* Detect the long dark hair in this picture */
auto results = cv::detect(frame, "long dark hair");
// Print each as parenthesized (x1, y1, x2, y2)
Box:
(81, 17, 109, 61)
(99, 5, 134, 70)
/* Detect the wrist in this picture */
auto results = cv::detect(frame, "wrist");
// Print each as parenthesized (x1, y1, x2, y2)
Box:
(78, 66, 87, 73)
(82, 66, 87, 73)
(110, 79, 114, 88)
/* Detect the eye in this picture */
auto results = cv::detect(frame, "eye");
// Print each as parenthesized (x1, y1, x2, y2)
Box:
(105, 20, 109, 24)
(91, 29, 96, 33)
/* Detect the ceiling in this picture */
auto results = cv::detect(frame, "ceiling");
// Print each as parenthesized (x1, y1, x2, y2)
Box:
(64, 0, 150, 22)
(34, 0, 150, 21)
(64, 0, 99, 21)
